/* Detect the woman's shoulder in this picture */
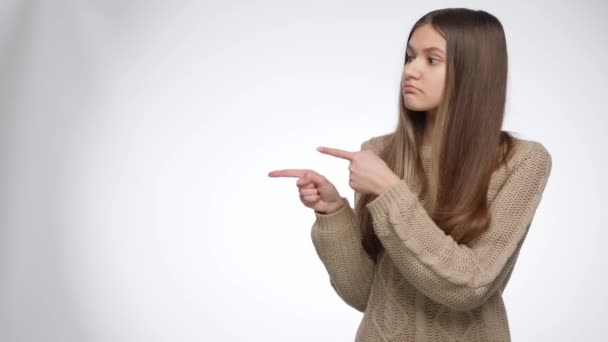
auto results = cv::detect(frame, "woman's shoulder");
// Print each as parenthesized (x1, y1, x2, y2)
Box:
(508, 136, 551, 171)
(360, 132, 394, 153)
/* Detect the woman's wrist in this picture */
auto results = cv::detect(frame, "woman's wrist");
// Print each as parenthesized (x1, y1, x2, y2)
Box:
(318, 198, 346, 215)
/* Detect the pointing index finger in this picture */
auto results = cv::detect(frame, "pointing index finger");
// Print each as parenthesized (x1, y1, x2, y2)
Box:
(268, 169, 310, 178)
(317, 146, 355, 161)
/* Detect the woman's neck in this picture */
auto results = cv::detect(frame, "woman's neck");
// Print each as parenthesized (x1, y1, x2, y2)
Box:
(422, 125, 434, 147)
(423, 111, 435, 147)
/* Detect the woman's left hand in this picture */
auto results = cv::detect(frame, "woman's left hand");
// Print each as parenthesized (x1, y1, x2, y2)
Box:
(317, 146, 401, 196)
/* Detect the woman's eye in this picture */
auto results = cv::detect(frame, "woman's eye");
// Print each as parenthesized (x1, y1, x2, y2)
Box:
(405, 54, 440, 65)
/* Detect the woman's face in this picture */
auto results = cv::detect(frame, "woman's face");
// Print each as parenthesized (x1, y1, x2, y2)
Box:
(402, 23, 447, 113)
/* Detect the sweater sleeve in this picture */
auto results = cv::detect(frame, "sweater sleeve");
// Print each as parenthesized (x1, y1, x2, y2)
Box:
(310, 141, 376, 313)
(365, 143, 552, 312)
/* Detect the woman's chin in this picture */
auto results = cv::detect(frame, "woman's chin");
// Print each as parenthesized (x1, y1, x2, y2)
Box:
(404, 99, 424, 111)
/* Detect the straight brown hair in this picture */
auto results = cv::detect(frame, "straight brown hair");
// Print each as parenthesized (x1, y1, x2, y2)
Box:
(356, 8, 516, 263)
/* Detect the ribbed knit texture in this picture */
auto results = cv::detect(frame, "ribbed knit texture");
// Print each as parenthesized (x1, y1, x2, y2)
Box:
(310, 133, 552, 341)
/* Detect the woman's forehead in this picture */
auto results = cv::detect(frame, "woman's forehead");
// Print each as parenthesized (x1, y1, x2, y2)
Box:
(408, 25, 446, 54)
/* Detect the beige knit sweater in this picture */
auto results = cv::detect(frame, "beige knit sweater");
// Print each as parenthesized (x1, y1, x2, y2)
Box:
(310, 133, 552, 341)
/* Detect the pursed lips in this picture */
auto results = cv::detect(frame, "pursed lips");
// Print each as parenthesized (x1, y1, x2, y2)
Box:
(403, 84, 421, 92)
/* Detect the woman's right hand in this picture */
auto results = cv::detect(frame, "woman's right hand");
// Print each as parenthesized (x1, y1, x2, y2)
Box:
(268, 169, 346, 214)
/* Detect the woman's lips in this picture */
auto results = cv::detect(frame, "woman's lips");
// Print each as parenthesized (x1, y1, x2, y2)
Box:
(403, 86, 420, 93)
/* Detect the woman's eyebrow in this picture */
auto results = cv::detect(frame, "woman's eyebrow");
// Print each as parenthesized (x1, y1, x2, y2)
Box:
(406, 44, 445, 55)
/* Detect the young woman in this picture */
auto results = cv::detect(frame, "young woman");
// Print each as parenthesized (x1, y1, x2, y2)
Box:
(269, 7, 552, 341)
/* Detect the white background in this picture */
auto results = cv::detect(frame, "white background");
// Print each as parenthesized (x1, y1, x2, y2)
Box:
(1, 1, 605, 341)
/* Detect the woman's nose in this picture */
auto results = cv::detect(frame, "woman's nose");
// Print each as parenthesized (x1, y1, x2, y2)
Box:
(404, 62, 421, 79)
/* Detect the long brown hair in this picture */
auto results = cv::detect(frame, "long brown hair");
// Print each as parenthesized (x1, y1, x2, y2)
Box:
(356, 8, 516, 263)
